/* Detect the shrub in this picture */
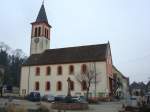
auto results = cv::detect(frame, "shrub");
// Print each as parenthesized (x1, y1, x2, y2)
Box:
(5, 103, 27, 112)
(37, 104, 53, 112)
(88, 98, 99, 104)
(5, 103, 16, 112)
(15, 106, 27, 112)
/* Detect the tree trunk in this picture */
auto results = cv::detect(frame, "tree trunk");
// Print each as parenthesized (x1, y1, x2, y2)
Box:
(0, 87, 2, 97)
(86, 87, 89, 101)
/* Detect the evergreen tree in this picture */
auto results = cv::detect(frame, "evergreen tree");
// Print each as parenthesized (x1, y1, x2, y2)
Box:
(0, 42, 27, 87)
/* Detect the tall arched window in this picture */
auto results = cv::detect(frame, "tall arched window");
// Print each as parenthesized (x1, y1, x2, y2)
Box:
(81, 81, 87, 91)
(70, 81, 74, 91)
(45, 28, 47, 38)
(36, 67, 40, 76)
(57, 66, 62, 75)
(57, 81, 62, 91)
(69, 65, 74, 74)
(35, 81, 39, 91)
(47, 29, 49, 38)
(45, 28, 49, 38)
(46, 66, 51, 75)
(35, 27, 38, 37)
(81, 64, 87, 74)
(38, 27, 41, 36)
(45, 81, 50, 91)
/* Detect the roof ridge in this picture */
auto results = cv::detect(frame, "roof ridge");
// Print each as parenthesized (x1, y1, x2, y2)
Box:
(45, 43, 108, 52)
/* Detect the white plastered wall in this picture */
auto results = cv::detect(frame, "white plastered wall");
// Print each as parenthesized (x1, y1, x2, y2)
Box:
(20, 61, 108, 97)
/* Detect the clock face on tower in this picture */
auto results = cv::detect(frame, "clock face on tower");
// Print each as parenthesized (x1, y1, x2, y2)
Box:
(34, 37, 40, 44)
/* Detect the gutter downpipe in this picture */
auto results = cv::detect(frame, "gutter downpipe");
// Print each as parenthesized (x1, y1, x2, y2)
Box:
(28, 66, 31, 94)
(94, 62, 97, 97)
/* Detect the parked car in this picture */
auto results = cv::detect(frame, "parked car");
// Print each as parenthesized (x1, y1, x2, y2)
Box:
(3, 85, 12, 93)
(42, 94, 55, 102)
(27, 92, 41, 102)
(79, 96, 87, 102)
(72, 96, 87, 103)
(54, 95, 66, 102)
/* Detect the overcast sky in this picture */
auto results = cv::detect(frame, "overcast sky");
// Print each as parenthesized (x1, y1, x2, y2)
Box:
(0, 0, 150, 83)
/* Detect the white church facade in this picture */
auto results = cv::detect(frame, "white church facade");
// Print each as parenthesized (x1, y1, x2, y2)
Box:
(20, 4, 113, 97)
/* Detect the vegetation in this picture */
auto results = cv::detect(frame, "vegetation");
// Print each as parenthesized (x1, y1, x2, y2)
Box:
(113, 74, 123, 98)
(0, 42, 27, 87)
(6, 104, 27, 112)
(76, 64, 100, 101)
(37, 104, 53, 112)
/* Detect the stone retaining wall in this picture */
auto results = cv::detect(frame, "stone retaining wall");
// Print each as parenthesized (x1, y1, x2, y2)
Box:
(51, 102, 88, 110)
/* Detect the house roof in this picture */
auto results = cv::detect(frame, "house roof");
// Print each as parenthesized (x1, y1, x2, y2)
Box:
(36, 4, 48, 23)
(147, 81, 150, 86)
(23, 43, 108, 66)
(130, 82, 146, 89)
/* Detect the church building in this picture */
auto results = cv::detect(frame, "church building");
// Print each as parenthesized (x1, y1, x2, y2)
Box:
(20, 3, 113, 97)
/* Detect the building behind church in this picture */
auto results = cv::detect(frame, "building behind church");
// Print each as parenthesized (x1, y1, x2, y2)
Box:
(20, 3, 115, 97)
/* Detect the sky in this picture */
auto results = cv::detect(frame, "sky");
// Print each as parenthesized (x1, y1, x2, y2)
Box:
(0, 0, 150, 83)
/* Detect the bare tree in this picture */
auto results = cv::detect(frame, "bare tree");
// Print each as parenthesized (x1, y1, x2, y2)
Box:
(75, 64, 100, 100)
(0, 70, 4, 96)
(113, 74, 123, 98)
(0, 42, 11, 52)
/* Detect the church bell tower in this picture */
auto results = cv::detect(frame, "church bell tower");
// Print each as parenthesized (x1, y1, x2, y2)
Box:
(30, 3, 51, 55)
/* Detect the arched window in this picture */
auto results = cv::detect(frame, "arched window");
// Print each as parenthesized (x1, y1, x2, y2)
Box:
(45, 81, 50, 91)
(45, 28, 47, 38)
(81, 81, 87, 91)
(35, 81, 39, 91)
(38, 27, 41, 36)
(69, 65, 74, 74)
(70, 81, 74, 91)
(46, 66, 51, 75)
(57, 66, 62, 75)
(45, 28, 49, 38)
(35, 27, 38, 37)
(36, 67, 40, 76)
(47, 29, 49, 38)
(81, 64, 87, 74)
(57, 81, 62, 91)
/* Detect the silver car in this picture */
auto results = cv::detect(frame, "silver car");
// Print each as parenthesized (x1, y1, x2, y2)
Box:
(42, 95, 55, 102)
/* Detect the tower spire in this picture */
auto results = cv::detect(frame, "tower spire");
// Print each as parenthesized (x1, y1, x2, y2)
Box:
(36, 2, 48, 23)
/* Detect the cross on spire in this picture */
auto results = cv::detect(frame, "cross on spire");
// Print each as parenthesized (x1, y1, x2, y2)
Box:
(42, 0, 45, 5)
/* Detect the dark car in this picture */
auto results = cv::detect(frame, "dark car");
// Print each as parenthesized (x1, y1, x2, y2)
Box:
(72, 96, 87, 103)
(54, 95, 66, 102)
(27, 92, 41, 102)
(3, 85, 12, 93)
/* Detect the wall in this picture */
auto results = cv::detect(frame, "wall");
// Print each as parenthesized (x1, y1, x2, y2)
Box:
(20, 61, 109, 97)
(20, 67, 30, 96)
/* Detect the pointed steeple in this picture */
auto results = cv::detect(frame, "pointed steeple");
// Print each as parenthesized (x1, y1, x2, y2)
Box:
(36, 4, 48, 23)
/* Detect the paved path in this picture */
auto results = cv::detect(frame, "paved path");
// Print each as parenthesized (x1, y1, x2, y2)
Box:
(0, 98, 38, 109)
